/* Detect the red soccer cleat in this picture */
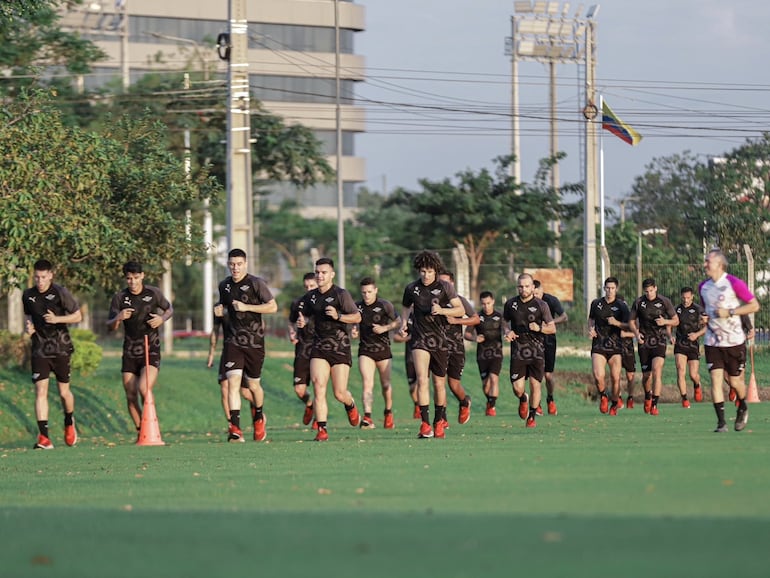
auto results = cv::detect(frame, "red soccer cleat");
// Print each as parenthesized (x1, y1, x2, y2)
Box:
(418, 422, 434, 439)
(228, 424, 244, 443)
(434, 420, 446, 438)
(609, 404, 618, 416)
(682, 398, 691, 409)
(253, 416, 267, 442)
(64, 421, 78, 447)
(302, 405, 314, 426)
(383, 412, 394, 429)
(644, 398, 652, 414)
(694, 386, 703, 402)
(360, 415, 375, 429)
(314, 427, 329, 442)
(413, 405, 421, 419)
(650, 405, 659, 416)
(525, 416, 536, 428)
(518, 394, 529, 420)
(458, 397, 471, 425)
(599, 394, 609, 414)
(626, 396, 634, 409)
(485, 402, 496, 417)
(34, 434, 54, 450)
(535, 405, 544, 416)
(346, 404, 361, 427)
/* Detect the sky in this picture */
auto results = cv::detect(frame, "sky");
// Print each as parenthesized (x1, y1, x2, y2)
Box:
(357, 0, 770, 212)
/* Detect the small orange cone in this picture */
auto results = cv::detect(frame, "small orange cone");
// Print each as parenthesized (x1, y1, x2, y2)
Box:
(137, 335, 165, 445)
(747, 342, 760, 404)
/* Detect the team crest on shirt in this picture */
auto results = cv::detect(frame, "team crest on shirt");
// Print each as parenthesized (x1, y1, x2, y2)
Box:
(239, 284, 250, 292)
(45, 294, 56, 301)
(142, 295, 153, 303)
(430, 289, 442, 297)
(325, 296, 335, 303)
(373, 306, 383, 313)
(528, 306, 538, 314)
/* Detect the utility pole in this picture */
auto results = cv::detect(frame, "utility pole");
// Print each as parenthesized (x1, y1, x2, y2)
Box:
(334, 0, 346, 287)
(582, 12, 600, 313)
(221, 0, 254, 268)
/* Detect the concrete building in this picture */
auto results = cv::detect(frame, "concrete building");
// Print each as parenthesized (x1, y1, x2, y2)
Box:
(60, 0, 366, 218)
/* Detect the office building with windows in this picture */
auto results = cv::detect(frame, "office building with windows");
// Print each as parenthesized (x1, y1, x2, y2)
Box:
(60, 0, 366, 218)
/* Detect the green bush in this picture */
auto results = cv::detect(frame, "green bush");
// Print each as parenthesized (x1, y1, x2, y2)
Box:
(0, 331, 30, 369)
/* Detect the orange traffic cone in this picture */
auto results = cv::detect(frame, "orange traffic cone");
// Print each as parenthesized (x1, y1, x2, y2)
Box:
(747, 342, 760, 404)
(136, 387, 165, 446)
(137, 334, 165, 445)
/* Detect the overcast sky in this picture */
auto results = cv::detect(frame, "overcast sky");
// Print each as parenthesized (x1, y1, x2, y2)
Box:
(357, 0, 770, 210)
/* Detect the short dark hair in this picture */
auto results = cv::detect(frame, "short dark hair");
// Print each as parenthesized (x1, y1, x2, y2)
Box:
(440, 270, 455, 282)
(303, 272, 316, 281)
(480, 290, 494, 300)
(122, 261, 143, 275)
(642, 278, 656, 289)
(533, 279, 542, 289)
(315, 257, 335, 269)
(360, 276, 376, 287)
(228, 248, 247, 260)
(33, 259, 53, 272)
(681, 286, 694, 295)
(604, 277, 619, 287)
(413, 250, 444, 272)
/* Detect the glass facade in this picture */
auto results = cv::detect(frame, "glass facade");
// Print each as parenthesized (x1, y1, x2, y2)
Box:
(250, 74, 354, 104)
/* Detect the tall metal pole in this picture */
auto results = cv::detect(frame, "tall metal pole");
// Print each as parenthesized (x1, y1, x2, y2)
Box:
(226, 0, 254, 267)
(583, 18, 599, 313)
(119, 0, 129, 91)
(334, 0, 346, 287)
(510, 16, 521, 184)
(549, 60, 561, 264)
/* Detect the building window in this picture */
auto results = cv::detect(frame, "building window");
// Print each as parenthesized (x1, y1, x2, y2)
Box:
(313, 130, 355, 156)
(265, 181, 358, 209)
(250, 75, 355, 104)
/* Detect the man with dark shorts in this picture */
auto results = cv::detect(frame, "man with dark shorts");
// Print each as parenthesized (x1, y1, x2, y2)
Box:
(503, 273, 555, 428)
(466, 291, 504, 417)
(297, 257, 362, 441)
(353, 277, 401, 429)
(588, 278, 630, 415)
(439, 271, 476, 426)
(215, 249, 277, 443)
(629, 278, 678, 416)
(673, 286, 706, 407)
(108, 261, 173, 438)
(400, 251, 464, 439)
(288, 272, 318, 426)
(699, 250, 760, 432)
(23, 259, 83, 449)
(393, 313, 419, 418)
(533, 279, 568, 416)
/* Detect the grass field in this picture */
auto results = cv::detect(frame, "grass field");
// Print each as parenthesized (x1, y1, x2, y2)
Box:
(1, 343, 769, 577)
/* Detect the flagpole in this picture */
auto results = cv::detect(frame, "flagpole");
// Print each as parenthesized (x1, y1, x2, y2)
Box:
(599, 94, 606, 289)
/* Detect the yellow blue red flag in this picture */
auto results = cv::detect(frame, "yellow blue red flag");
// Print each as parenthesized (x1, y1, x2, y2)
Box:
(601, 101, 642, 146)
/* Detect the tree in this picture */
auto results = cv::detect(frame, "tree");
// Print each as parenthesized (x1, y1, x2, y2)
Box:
(380, 155, 564, 300)
(0, 89, 220, 294)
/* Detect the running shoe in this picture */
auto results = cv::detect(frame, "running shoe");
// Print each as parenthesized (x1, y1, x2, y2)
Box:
(34, 434, 54, 450)
(735, 405, 749, 432)
(346, 404, 361, 427)
(609, 404, 618, 416)
(64, 421, 78, 447)
(418, 422, 434, 439)
(439, 418, 450, 430)
(383, 412, 394, 429)
(434, 420, 445, 438)
(314, 427, 329, 442)
(360, 416, 375, 429)
(485, 403, 496, 417)
(643, 398, 652, 414)
(547, 399, 558, 415)
(616, 397, 624, 410)
(681, 398, 691, 409)
(535, 405, 544, 416)
(518, 393, 529, 420)
(253, 416, 267, 442)
(626, 396, 634, 409)
(458, 396, 471, 425)
(302, 405, 314, 426)
(312, 420, 319, 431)
(714, 423, 728, 433)
(413, 405, 421, 419)
(650, 405, 659, 416)
(694, 386, 703, 402)
(525, 416, 536, 428)
(599, 394, 609, 414)
(227, 424, 244, 443)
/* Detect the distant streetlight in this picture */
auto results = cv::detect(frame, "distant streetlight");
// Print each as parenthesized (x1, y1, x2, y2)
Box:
(637, 228, 668, 296)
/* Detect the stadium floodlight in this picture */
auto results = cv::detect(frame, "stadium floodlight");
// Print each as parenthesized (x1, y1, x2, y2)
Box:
(586, 4, 600, 18)
(515, 1, 534, 12)
(533, 1, 548, 14)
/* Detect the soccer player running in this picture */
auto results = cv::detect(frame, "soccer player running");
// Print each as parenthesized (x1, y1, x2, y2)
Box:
(503, 273, 555, 428)
(533, 279, 568, 416)
(288, 272, 318, 427)
(699, 249, 760, 432)
(628, 278, 679, 416)
(392, 312, 420, 418)
(215, 249, 277, 443)
(23, 259, 83, 449)
(107, 261, 173, 439)
(400, 251, 464, 439)
(588, 277, 630, 415)
(465, 290, 504, 417)
(673, 286, 706, 407)
(352, 277, 401, 429)
(296, 257, 362, 442)
(439, 271, 477, 426)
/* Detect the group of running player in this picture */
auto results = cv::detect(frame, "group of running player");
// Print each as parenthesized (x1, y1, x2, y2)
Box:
(24, 246, 758, 449)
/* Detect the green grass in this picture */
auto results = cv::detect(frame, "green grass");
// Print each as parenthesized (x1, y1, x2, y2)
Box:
(1, 346, 769, 577)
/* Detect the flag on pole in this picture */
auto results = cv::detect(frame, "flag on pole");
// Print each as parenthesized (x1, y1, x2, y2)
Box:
(601, 100, 642, 146)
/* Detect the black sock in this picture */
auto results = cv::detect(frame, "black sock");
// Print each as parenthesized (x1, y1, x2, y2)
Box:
(681, 393, 688, 400)
(300, 392, 310, 404)
(547, 395, 554, 403)
(64, 412, 74, 426)
(344, 402, 355, 412)
(384, 408, 392, 415)
(460, 397, 470, 407)
(318, 421, 327, 430)
(714, 401, 725, 425)
(419, 404, 430, 423)
(520, 393, 528, 403)
(645, 391, 652, 400)
(652, 395, 659, 407)
(254, 406, 263, 422)
(364, 412, 372, 419)
(37, 420, 49, 437)
(230, 410, 240, 428)
(488, 396, 497, 408)
(528, 407, 536, 419)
